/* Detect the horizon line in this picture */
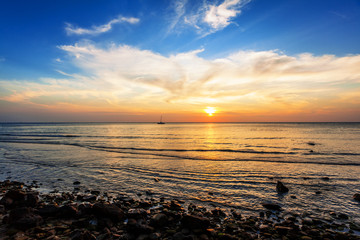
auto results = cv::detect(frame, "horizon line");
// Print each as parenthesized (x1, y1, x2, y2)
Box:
(1, 121, 359, 124)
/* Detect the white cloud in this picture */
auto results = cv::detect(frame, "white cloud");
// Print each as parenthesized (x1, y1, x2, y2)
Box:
(1, 43, 360, 117)
(65, 16, 140, 35)
(176, 0, 251, 36)
(204, 0, 248, 30)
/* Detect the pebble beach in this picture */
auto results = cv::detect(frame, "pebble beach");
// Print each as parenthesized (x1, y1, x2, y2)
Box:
(1, 179, 359, 240)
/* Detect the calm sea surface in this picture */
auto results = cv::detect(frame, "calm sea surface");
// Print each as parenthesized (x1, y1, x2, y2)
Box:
(0, 123, 359, 220)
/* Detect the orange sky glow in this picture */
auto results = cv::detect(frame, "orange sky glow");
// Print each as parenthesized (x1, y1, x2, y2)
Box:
(1, 47, 359, 122)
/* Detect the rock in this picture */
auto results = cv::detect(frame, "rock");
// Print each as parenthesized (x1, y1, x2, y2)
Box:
(149, 232, 161, 240)
(182, 215, 210, 230)
(154, 178, 160, 182)
(262, 203, 282, 211)
(8, 207, 43, 230)
(37, 204, 60, 217)
(70, 229, 96, 240)
(126, 218, 154, 234)
(83, 195, 97, 201)
(337, 213, 349, 220)
(275, 226, 293, 235)
(321, 177, 330, 181)
(138, 201, 152, 208)
(170, 200, 182, 211)
(211, 208, 226, 217)
(128, 208, 148, 219)
(25, 192, 39, 207)
(59, 205, 78, 218)
(92, 203, 124, 222)
(150, 213, 168, 228)
(218, 234, 238, 240)
(90, 190, 100, 195)
(5, 189, 26, 202)
(73, 181, 81, 185)
(307, 142, 316, 146)
(353, 193, 360, 201)
(276, 181, 289, 193)
(172, 232, 186, 240)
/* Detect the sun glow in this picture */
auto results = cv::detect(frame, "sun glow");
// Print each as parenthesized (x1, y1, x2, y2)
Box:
(204, 107, 217, 116)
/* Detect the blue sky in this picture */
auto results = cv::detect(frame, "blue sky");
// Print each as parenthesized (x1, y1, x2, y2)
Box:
(1, 0, 360, 122)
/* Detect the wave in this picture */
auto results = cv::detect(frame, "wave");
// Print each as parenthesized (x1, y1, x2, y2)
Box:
(0, 133, 79, 138)
(92, 145, 296, 155)
(1, 139, 359, 166)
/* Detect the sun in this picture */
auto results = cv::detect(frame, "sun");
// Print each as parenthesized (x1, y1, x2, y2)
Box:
(204, 107, 216, 116)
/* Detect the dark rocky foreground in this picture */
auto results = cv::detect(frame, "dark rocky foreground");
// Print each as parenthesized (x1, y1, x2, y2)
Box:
(0, 180, 359, 240)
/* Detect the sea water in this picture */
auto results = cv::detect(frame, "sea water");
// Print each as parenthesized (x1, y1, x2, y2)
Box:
(0, 122, 359, 220)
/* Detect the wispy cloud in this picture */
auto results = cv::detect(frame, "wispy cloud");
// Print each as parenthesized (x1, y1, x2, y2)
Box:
(1, 43, 360, 120)
(65, 16, 140, 35)
(167, 0, 188, 34)
(180, 0, 252, 36)
(204, 0, 250, 30)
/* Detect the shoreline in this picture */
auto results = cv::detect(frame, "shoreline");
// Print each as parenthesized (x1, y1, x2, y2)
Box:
(1, 180, 360, 240)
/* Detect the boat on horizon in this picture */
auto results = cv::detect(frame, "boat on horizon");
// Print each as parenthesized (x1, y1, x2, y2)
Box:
(157, 115, 165, 124)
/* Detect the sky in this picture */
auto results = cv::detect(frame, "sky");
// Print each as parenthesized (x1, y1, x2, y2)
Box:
(0, 0, 360, 122)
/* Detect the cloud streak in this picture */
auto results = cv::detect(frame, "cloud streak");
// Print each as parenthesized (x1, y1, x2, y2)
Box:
(1, 43, 360, 121)
(65, 16, 139, 35)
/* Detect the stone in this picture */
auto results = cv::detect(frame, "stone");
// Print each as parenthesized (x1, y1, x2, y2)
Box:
(149, 232, 161, 240)
(59, 205, 78, 218)
(73, 181, 81, 185)
(37, 204, 60, 217)
(337, 213, 348, 220)
(150, 213, 168, 228)
(70, 229, 96, 240)
(182, 215, 210, 230)
(83, 195, 97, 201)
(262, 202, 282, 211)
(25, 192, 39, 207)
(127, 208, 148, 219)
(218, 234, 238, 240)
(211, 208, 226, 217)
(5, 189, 26, 202)
(353, 193, 360, 201)
(127, 218, 154, 234)
(170, 200, 182, 211)
(275, 226, 293, 235)
(8, 207, 43, 230)
(276, 181, 289, 193)
(90, 190, 100, 195)
(173, 232, 186, 240)
(92, 203, 124, 222)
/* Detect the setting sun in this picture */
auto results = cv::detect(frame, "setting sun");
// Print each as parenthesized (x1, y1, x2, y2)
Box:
(204, 107, 217, 116)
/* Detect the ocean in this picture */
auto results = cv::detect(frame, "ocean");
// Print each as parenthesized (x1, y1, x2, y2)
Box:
(0, 122, 359, 221)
